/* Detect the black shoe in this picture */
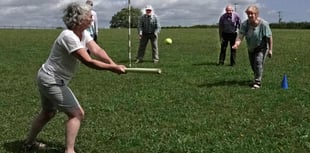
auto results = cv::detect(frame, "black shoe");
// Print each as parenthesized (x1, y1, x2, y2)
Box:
(23, 141, 47, 151)
(217, 62, 224, 66)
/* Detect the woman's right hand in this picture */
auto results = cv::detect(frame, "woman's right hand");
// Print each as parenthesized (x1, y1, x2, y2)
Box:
(112, 65, 126, 74)
(232, 41, 241, 49)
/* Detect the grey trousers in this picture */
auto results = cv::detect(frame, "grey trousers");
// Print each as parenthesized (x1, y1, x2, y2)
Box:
(248, 48, 268, 83)
(136, 33, 159, 61)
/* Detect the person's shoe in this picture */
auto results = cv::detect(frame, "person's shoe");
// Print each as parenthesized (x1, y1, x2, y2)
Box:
(251, 83, 261, 89)
(23, 141, 47, 151)
(217, 62, 224, 66)
(135, 59, 143, 63)
(153, 60, 159, 64)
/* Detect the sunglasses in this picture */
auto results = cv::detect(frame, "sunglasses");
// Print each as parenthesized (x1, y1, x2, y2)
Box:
(86, 2, 93, 6)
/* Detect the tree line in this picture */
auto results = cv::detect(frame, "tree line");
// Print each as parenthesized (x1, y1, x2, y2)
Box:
(110, 7, 141, 28)
(110, 7, 310, 29)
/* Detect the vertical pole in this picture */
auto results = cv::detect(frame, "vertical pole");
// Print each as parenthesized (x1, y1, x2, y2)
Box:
(128, 0, 132, 67)
(234, 3, 238, 12)
(278, 11, 282, 23)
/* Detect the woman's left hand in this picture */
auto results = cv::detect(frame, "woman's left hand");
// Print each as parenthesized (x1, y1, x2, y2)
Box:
(267, 50, 272, 58)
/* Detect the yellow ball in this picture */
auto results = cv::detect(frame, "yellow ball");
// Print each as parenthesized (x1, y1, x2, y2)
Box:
(165, 38, 172, 45)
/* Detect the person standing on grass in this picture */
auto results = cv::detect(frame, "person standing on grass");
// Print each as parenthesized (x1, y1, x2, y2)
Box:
(218, 4, 241, 66)
(23, 2, 126, 153)
(86, 0, 99, 42)
(232, 5, 273, 89)
(135, 5, 161, 64)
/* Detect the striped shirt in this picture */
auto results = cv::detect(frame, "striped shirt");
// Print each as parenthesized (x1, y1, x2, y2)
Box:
(86, 10, 98, 37)
(138, 14, 160, 35)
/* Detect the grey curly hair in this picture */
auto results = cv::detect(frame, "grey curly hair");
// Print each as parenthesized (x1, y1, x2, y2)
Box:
(245, 5, 260, 15)
(62, 2, 92, 29)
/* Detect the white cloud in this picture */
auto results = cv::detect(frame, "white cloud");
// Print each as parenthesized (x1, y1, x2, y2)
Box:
(1, 0, 309, 28)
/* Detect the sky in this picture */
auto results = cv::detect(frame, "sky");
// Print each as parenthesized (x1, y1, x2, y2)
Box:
(1, 0, 310, 28)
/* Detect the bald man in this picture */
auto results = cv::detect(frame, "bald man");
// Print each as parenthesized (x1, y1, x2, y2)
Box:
(218, 5, 241, 66)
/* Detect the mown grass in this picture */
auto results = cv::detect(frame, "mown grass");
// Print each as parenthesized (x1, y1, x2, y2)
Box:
(0, 28, 309, 153)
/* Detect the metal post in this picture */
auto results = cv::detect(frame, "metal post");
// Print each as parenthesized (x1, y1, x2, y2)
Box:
(128, 0, 132, 67)
(234, 3, 238, 12)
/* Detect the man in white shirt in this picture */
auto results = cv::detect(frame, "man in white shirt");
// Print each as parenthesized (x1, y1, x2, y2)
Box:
(86, 0, 99, 42)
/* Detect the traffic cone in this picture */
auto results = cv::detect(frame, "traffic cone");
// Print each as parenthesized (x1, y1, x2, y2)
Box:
(281, 74, 288, 89)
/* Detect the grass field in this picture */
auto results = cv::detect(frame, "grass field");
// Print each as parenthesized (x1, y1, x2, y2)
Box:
(0, 28, 309, 153)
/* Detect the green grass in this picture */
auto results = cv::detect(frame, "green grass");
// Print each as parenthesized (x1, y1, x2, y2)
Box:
(0, 28, 309, 153)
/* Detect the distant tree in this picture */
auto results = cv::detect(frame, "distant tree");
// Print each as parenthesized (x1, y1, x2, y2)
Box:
(110, 7, 142, 28)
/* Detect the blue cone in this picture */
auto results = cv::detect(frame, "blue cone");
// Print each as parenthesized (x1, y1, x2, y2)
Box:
(281, 74, 288, 89)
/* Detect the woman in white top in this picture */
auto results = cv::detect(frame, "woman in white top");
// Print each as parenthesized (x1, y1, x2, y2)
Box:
(24, 2, 126, 153)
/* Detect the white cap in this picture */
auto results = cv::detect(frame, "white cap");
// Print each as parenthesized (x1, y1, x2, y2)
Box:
(145, 5, 153, 10)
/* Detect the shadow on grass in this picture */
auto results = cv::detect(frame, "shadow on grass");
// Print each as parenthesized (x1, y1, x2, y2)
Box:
(116, 59, 129, 64)
(192, 61, 217, 66)
(198, 79, 252, 88)
(3, 139, 64, 153)
(116, 59, 156, 64)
